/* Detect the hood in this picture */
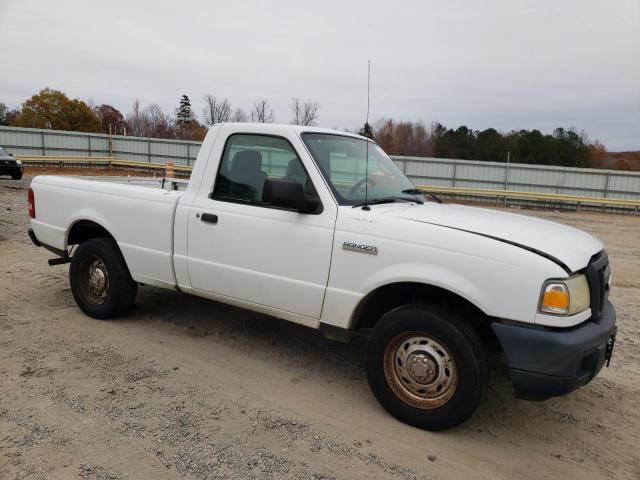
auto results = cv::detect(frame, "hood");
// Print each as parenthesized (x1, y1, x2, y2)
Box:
(384, 203, 603, 273)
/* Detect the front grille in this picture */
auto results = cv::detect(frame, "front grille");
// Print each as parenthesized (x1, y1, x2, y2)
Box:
(585, 250, 610, 321)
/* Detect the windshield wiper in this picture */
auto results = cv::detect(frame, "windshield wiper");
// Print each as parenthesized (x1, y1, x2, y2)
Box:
(352, 196, 423, 208)
(402, 188, 442, 204)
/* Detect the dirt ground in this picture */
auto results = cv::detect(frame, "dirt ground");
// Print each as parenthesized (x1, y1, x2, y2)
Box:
(1, 173, 639, 480)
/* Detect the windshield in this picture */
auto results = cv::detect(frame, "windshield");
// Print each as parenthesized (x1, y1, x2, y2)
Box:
(301, 133, 418, 206)
(0, 146, 10, 156)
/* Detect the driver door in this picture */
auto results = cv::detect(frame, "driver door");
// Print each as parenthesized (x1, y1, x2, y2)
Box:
(186, 132, 336, 320)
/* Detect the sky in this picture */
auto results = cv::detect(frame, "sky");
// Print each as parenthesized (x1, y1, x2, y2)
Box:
(1, 0, 639, 150)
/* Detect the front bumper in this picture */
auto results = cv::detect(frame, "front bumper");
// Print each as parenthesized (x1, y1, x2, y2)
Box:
(0, 164, 23, 176)
(492, 301, 616, 401)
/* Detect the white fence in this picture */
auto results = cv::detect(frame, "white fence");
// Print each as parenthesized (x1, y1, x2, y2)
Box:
(2, 125, 639, 200)
(392, 156, 640, 200)
(0, 125, 200, 166)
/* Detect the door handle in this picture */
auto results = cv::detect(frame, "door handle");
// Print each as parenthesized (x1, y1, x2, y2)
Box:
(201, 213, 218, 224)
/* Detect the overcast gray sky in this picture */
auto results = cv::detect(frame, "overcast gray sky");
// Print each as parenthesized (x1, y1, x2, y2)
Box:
(1, 0, 639, 150)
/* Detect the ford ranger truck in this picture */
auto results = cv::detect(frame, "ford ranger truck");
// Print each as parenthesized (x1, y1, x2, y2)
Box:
(27, 123, 617, 431)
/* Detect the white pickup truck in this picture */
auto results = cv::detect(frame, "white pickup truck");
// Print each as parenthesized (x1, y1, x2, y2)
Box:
(28, 123, 617, 430)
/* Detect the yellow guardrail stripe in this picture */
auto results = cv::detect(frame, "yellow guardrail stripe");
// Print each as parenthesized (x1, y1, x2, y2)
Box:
(111, 160, 192, 172)
(17, 155, 113, 162)
(417, 185, 640, 207)
(17, 156, 192, 172)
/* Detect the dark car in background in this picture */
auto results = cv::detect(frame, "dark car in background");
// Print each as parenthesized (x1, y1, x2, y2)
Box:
(0, 146, 23, 180)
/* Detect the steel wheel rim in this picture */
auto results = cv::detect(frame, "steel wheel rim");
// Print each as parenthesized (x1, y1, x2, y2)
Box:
(383, 332, 458, 409)
(80, 256, 110, 305)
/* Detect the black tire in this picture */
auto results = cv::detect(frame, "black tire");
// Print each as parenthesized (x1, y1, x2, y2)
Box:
(12, 172, 22, 180)
(125, 281, 138, 310)
(69, 237, 137, 319)
(365, 303, 488, 431)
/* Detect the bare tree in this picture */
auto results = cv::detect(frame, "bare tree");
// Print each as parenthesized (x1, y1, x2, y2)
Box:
(290, 98, 303, 125)
(251, 99, 274, 123)
(290, 98, 319, 126)
(202, 94, 232, 125)
(125, 99, 143, 136)
(231, 107, 249, 122)
(0, 102, 20, 126)
(144, 103, 174, 138)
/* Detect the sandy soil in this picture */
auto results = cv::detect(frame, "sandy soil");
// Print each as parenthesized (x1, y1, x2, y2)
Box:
(1, 174, 639, 480)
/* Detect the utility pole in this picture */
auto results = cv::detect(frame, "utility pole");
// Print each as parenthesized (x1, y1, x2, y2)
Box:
(108, 123, 113, 156)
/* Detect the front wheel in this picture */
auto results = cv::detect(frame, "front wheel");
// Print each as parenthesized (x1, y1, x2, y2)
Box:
(365, 304, 488, 431)
(12, 172, 23, 180)
(69, 238, 137, 319)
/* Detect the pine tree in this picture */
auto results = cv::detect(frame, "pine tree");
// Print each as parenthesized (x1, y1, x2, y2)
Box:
(359, 122, 374, 139)
(176, 95, 192, 127)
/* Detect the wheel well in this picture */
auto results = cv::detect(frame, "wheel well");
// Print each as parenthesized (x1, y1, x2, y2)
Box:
(67, 220, 114, 246)
(352, 282, 497, 346)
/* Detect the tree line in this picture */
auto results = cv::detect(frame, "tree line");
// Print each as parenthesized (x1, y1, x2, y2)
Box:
(366, 119, 600, 168)
(0, 88, 321, 142)
(0, 88, 612, 168)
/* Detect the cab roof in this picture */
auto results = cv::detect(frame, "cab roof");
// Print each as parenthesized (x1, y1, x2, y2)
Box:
(214, 122, 368, 140)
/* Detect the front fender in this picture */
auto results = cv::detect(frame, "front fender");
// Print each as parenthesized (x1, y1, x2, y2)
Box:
(361, 262, 489, 316)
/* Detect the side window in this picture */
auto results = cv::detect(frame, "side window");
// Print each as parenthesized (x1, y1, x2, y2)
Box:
(212, 134, 316, 205)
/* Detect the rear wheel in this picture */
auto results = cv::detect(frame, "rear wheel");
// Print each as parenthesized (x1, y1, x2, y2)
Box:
(69, 238, 137, 319)
(365, 304, 488, 431)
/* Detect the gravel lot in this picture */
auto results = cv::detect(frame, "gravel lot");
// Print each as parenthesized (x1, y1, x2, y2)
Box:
(1, 173, 639, 479)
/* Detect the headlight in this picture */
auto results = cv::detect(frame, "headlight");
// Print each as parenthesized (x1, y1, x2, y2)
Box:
(539, 274, 590, 316)
(16, 159, 22, 165)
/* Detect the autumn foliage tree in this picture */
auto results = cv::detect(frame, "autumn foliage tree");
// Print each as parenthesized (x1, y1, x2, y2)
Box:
(14, 88, 101, 132)
(94, 104, 127, 134)
(589, 140, 607, 168)
(181, 120, 208, 141)
(374, 119, 434, 156)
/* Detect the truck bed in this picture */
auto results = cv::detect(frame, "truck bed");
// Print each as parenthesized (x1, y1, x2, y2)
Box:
(29, 175, 184, 289)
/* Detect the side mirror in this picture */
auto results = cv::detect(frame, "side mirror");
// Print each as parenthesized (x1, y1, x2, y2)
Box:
(262, 178, 322, 214)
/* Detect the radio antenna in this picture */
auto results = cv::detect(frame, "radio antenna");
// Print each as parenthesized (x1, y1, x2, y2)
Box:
(362, 59, 371, 211)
